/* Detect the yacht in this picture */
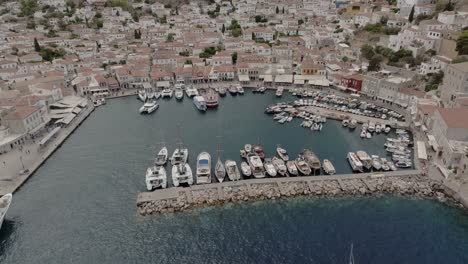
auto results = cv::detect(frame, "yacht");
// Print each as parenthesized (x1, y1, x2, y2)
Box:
(161, 89, 173, 98)
(360, 129, 367, 138)
(388, 161, 397, 171)
(185, 86, 198, 97)
(256, 86, 266, 93)
(145, 166, 167, 191)
(0, 193, 12, 230)
(371, 155, 382, 171)
(347, 152, 363, 172)
(295, 158, 312, 175)
(204, 88, 219, 108)
(248, 154, 265, 178)
(228, 86, 238, 95)
(196, 152, 211, 184)
(368, 122, 376, 133)
(175, 89, 184, 100)
(302, 149, 321, 174)
(237, 86, 244, 94)
(154, 91, 161, 99)
(276, 87, 284, 97)
(93, 99, 103, 107)
(172, 162, 194, 187)
(225, 160, 241, 181)
(218, 87, 227, 96)
(193, 96, 207, 111)
(147, 91, 155, 100)
(272, 157, 287, 177)
(253, 145, 265, 160)
(214, 158, 226, 183)
(349, 119, 358, 129)
(264, 158, 277, 177)
(322, 159, 336, 175)
(170, 148, 188, 165)
(286, 161, 298, 176)
(138, 90, 147, 102)
(154, 146, 168, 166)
(276, 145, 289, 161)
(240, 161, 251, 177)
(375, 123, 382, 133)
(356, 150, 372, 171)
(139, 101, 159, 114)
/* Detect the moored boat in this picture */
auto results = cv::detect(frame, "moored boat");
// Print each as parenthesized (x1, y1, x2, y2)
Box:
(214, 158, 226, 183)
(356, 150, 372, 171)
(193, 96, 207, 111)
(263, 158, 277, 177)
(218, 87, 227, 96)
(161, 89, 173, 98)
(286, 161, 298, 176)
(154, 146, 168, 166)
(276, 145, 289, 161)
(295, 158, 312, 175)
(276, 87, 284, 97)
(145, 166, 167, 191)
(302, 149, 321, 174)
(204, 88, 219, 108)
(172, 162, 193, 187)
(175, 89, 184, 100)
(196, 152, 211, 184)
(347, 152, 363, 172)
(248, 153, 265, 178)
(322, 159, 336, 175)
(272, 157, 287, 176)
(170, 148, 188, 165)
(225, 160, 241, 181)
(240, 161, 252, 177)
(371, 155, 382, 171)
(0, 193, 12, 230)
(237, 86, 244, 94)
(228, 86, 238, 95)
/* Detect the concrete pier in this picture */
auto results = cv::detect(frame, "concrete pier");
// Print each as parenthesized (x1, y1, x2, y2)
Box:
(136, 169, 456, 215)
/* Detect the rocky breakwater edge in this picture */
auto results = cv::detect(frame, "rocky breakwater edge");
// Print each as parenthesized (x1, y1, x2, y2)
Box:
(137, 174, 462, 216)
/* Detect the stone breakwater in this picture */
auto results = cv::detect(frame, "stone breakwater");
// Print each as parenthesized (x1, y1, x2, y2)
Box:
(136, 172, 457, 216)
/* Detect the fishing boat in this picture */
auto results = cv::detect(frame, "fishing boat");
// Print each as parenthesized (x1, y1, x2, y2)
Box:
(218, 87, 227, 96)
(204, 88, 219, 108)
(322, 159, 336, 175)
(170, 148, 188, 165)
(302, 149, 321, 174)
(0, 193, 12, 230)
(161, 89, 173, 98)
(248, 153, 265, 178)
(237, 86, 244, 94)
(263, 158, 277, 177)
(196, 152, 211, 184)
(272, 157, 287, 176)
(139, 101, 159, 114)
(193, 95, 207, 111)
(371, 155, 382, 171)
(276, 87, 284, 97)
(356, 150, 372, 171)
(145, 166, 167, 191)
(244, 144, 252, 153)
(295, 158, 312, 175)
(253, 145, 265, 160)
(154, 146, 168, 166)
(240, 161, 252, 177)
(276, 145, 289, 161)
(286, 161, 298, 176)
(175, 89, 184, 100)
(347, 152, 363, 172)
(225, 160, 241, 181)
(228, 86, 238, 95)
(214, 157, 226, 183)
(172, 162, 193, 187)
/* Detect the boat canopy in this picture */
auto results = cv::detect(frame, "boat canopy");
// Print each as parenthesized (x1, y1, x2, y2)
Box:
(199, 159, 209, 165)
(39, 127, 61, 147)
(238, 75, 250, 82)
(417, 141, 427, 160)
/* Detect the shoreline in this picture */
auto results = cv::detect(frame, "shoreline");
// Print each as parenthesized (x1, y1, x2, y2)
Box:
(136, 170, 466, 216)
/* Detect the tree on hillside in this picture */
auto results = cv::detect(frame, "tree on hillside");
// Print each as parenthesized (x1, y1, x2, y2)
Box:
(361, 44, 375, 60)
(221, 24, 225, 34)
(408, 5, 415, 23)
(34, 37, 41, 52)
(282, 7, 285, 14)
(20, 0, 38, 16)
(231, 52, 238, 64)
(368, 54, 384, 71)
(456, 30, 468, 55)
(276, 6, 279, 14)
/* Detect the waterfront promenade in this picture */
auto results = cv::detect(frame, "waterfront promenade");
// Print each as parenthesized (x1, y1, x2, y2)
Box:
(0, 104, 95, 196)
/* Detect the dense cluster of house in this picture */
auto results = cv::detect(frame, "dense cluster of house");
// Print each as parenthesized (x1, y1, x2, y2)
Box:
(0, 0, 467, 178)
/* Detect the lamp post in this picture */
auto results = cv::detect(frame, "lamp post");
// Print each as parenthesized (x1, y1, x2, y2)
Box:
(19, 156, 25, 170)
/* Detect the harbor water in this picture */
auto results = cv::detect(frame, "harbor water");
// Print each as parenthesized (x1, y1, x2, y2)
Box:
(2, 91, 468, 263)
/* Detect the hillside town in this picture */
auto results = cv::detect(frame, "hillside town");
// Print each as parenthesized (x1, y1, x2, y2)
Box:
(0, 0, 467, 190)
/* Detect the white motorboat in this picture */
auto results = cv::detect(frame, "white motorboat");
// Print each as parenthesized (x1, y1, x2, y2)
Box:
(154, 91, 161, 99)
(225, 160, 241, 181)
(147, 91, 155, 100)
(381, 157, 390, 171)
(185, 86, 198, 97)
(193, 96, 207, 111)
(244, 144, 252, 153)
(248, 154, 265, 178)
(196, 152, 211, 184)
(366, 132, 372, 139)
(0, 193, 12, 230)
(295, 158, 311, 175)
(349, 119, 357, 129)
(139, 101, 159, 114)
(388, 161, 397, 171)
(342, 119, 349, 127)
(214, 158, 226, 183)
(93, 99, 103, 107)
(360, 129, 367, 138)
(172, 162, 193, 187)
(286, 161, 298, 176)
(264, 158, 277, 177)
(240, 161, 251, 177)
(368, 122, 375, 133)
(276, 145, 289, 161)
(145, 166, 167, 191)
(375, 123, 382, 133)
(175, 89, 184, 100)
(356, 150, 372, 171)
(347, 152, 363, 172)
(322, 159, 336, 175)
(384, 126, 391, 133)
(138, 90, 147, 101)
(228, 86, 238, 95)
(154, 146, 168, 166)
(371, 155, 382, 171)
(218, 87, 227, 96)
(237, 86, 244, 94)
(161, 89, 173, 98)
(276, 87, 284, 97)
(170, 148, 188, 165)
(272, 157, 287, 176)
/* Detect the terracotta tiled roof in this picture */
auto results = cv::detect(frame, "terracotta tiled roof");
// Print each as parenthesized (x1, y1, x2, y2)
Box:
(438, 108, 468, 129)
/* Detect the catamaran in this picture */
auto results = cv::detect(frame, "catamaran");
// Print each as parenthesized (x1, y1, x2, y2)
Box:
(170, 148, 188, 165)
(185, 86, 198, 97)
(161, 89, 173, 98)
(196, 152, 211, 184)
(145, 166, 167, 191)
(139, 101, 159, 114)
(172, 162, 193, 187)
